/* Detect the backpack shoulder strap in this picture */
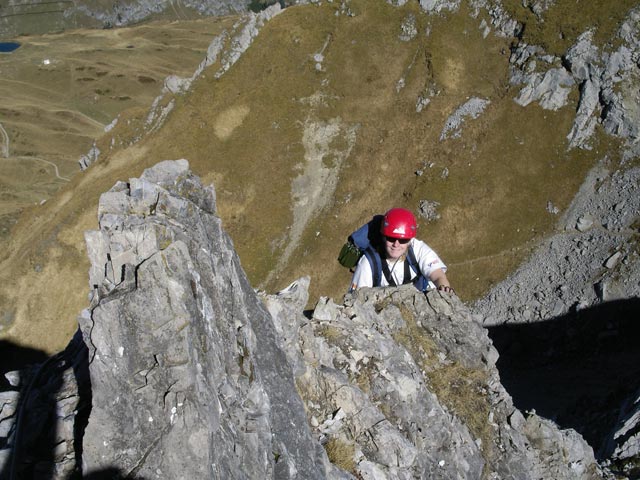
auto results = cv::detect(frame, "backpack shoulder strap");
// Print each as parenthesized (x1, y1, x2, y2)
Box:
(407, 245, 429, 291)
(363, 246, 383, 287)
(349, 214, 387, 287)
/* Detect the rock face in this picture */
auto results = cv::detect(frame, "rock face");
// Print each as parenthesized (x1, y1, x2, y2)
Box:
(0, 160, 617, 478)
(264, 279, 607, 479)
(79, 159, 330, 478)
(474, 159, 640, 476)
(509, 6, 640, 154)
(0, 0, 251, 37)
(0, 331, 88, 479)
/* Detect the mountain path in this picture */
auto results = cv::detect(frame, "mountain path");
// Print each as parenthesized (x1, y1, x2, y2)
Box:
(449, 239, 539, 268)
(0, 122, 9, 157)
(17, 155, 70, 182)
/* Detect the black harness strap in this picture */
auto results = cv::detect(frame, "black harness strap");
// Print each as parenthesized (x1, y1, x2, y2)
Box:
(381, 257, 411, 286)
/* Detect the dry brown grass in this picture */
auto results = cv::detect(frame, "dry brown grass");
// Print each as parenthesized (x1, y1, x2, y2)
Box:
(0, 17, 232, 239)
(392, 301, 492, 458)
(0, 0, 618, 352)
(264, 0, 604, 303)
(500, 0, 639, 56)
(324, 437, 357, 474)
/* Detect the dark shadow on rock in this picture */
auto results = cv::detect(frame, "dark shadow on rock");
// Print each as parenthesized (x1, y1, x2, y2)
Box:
(0, 340, 52, 480)
(67, 329, 92, 478)
(487, 298, 640, 459)
(0, 330, 91, 480)
(0, 341, 49, 392)
(69, 467, 147, 479)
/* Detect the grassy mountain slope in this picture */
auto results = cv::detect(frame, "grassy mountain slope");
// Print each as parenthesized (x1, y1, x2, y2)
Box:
(0, 18, 233, 239)
(0, 0, 625, 352)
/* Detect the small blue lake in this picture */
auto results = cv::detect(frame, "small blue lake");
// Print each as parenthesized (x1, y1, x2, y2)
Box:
(0, 42, 21, 53)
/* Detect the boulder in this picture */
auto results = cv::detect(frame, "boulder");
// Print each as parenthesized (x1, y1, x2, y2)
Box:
(419, 0, 461, 13)
(440, 97, 491, 140)
(514, 67, 575, 111)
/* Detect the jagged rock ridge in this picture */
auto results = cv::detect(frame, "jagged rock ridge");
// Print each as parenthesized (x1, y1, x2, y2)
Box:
(509, 5, 640, 156)
(0, 161, 615, 479)
(80, 159, 330, 478)
(0, 0, 251, 38)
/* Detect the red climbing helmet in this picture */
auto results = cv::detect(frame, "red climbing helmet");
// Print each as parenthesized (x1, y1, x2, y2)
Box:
(381, 208, 417, 239)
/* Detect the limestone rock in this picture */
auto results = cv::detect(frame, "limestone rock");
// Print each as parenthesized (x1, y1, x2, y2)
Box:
(399, 13, 418, 41)
(263, 281, 606, 479)
(418, 199, 441, 222)
(547, 201, 560, 215)
(78, 143, 100, 171)
(514, 67, 575, 111)
(440, 97, 491, 140)
(576, 214, 595, 232)
(564, 31, 603, 149)
(604, 251, 622, 269)
(469, 0, 522, 38)
(565, 31, 602, 82)
(216, 5, 283, 79)
(419, 0, 461, 13)
(0, 330, 88, 479)
(79, 159, 331, 479)
(524, 415, 601, 479)
(164, 74, 192, 94)
(510, 7, 640, 152)
(601, 388, 640, 477)
(599, 8, 640, 146)
(522, 0, 556, 19)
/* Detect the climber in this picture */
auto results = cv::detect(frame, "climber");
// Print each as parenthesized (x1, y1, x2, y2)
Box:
(349, 207, 454, 293)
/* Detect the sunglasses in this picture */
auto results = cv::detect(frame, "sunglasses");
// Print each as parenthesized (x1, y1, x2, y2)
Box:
(385, 236, 410, 244)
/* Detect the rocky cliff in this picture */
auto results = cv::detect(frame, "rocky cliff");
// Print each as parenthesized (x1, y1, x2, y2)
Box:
(473, 157, 640, 478)
(0, 161, 619, 478)
(0, 0, 252, 38)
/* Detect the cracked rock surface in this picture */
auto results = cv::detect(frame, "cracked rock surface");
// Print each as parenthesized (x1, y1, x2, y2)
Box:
(79, 159, 332, 479)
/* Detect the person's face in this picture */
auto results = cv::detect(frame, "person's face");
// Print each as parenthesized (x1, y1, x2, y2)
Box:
(384, 235, 410, 260)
